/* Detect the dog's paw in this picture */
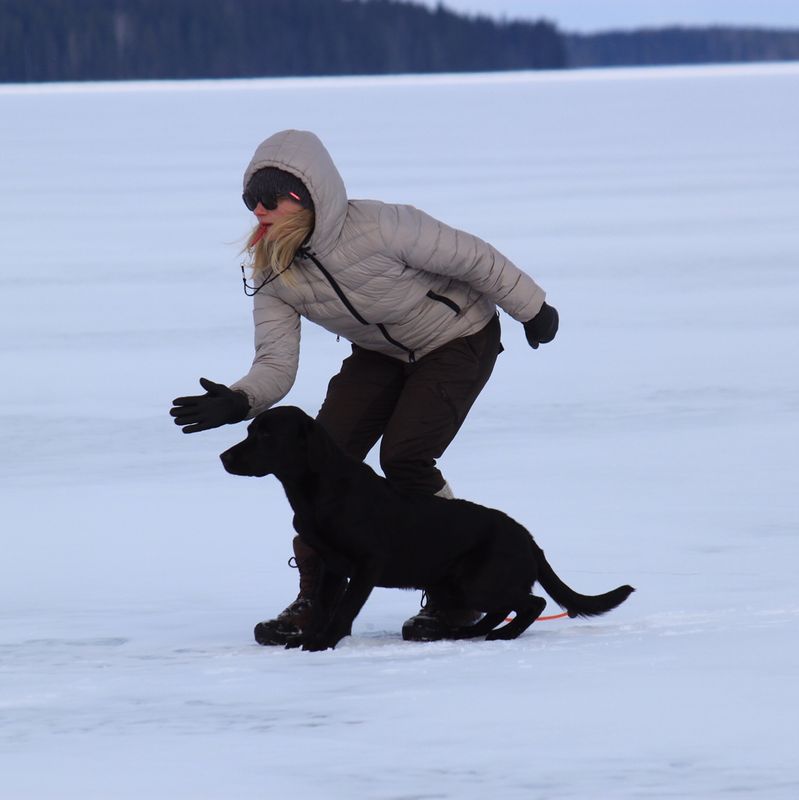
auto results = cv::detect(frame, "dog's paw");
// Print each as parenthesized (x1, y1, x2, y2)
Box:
(301, 636, 334, 652)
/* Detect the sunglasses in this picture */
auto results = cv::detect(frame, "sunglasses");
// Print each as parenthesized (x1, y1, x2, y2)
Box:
(242, 189, 302, 212)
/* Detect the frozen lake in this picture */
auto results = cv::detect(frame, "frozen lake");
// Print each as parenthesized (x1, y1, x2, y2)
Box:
(1, 63, 798, 798)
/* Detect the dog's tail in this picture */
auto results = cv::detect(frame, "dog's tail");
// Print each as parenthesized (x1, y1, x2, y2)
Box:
(532, 540, 634, 618)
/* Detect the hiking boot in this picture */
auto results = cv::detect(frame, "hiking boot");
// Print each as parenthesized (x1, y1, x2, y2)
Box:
(401, 594, 483, 642)
(253, 536, 321, 646)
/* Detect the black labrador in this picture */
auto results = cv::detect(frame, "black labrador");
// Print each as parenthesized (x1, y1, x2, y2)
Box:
(220, 406, 634, 651)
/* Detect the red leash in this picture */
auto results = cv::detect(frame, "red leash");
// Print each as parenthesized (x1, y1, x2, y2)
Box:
(505, 611, 570, 622)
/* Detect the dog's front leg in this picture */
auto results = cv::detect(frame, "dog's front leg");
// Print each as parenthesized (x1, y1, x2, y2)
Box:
(283, 566, 345, 650)
(301, 561, 381, 652)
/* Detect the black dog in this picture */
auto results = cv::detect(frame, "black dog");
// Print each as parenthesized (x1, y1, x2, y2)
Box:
(220, 406, 634, 651)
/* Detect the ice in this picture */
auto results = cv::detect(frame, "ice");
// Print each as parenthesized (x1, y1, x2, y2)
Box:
(1, 63, 798, 798)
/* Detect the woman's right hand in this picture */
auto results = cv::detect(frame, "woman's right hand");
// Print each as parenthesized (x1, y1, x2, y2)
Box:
(170, 378, 250, 433)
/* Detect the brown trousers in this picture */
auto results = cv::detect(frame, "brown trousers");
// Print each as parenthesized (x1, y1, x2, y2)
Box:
(316, 314, 502, 495)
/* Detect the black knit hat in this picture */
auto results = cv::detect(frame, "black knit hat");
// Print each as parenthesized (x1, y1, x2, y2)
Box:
(243, 167, 314, 212)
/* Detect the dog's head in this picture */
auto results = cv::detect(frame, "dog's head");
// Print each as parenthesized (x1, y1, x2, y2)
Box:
(219, 406, 326, 479)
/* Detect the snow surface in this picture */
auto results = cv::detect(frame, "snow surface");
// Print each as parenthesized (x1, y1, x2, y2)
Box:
(1, 63, 798, 798)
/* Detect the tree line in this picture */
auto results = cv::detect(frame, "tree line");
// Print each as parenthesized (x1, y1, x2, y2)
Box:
(1, 0, 798, 84)
(0, 0, 565, 82)
(566, 26, 799, 68)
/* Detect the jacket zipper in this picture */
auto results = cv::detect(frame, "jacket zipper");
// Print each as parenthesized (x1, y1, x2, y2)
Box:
(298, 248, 417, 363)
(426, 290, 461, 315)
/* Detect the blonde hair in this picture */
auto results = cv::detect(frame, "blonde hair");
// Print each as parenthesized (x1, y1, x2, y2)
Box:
(242, 208, 315, 287)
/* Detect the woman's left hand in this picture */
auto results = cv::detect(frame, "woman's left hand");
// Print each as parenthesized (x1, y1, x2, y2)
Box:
(523, 302, 559, 349)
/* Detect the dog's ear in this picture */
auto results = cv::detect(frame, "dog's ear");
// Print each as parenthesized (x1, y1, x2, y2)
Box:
(303, 417, 335, 473)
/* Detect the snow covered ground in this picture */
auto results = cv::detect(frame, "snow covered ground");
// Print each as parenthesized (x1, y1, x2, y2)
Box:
(1, 63, 798, 798)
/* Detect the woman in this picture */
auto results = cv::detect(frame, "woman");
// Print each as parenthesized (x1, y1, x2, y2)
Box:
(170, 129, 558, 645)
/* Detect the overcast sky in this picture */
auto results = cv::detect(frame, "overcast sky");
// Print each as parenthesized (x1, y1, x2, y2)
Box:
(410, 1, 799, 32)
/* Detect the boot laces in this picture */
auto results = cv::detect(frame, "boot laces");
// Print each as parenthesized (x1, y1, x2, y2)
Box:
(287, 552, 318, 598)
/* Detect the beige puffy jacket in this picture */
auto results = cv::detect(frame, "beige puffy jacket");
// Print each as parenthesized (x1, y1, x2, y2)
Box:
(231, 130, 546, 416)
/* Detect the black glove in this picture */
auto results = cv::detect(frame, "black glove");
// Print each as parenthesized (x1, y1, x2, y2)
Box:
(523, 302, 559, 349)
(170, 378, 250, 434)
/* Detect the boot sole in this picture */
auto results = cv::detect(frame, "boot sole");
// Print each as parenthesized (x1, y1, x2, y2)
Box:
(401, 618, 448, 642)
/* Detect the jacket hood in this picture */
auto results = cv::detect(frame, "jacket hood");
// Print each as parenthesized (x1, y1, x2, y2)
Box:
(243, 130, 348, 256)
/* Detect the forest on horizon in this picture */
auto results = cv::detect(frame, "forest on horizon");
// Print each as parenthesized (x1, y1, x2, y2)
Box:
(2, 0, 798, 83)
